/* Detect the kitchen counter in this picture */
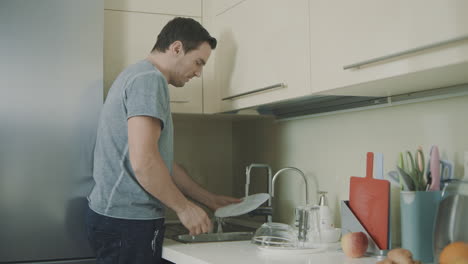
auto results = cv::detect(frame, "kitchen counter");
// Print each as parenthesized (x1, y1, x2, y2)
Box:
(162, 239, 381, 264)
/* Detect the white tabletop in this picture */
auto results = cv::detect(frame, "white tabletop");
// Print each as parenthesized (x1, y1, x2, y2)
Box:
(162, 239, 380, 264)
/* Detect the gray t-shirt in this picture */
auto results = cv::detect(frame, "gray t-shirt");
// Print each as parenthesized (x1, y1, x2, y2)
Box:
(88, 59, 173, 219)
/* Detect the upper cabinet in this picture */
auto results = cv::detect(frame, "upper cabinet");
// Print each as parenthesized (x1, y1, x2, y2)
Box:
(310, 0, 468, 97)
(203, 0, 468, 114)
(203, 0, 311, 113)
(104, 0, 468, 114)
(104, 0, 201, 17)
(209, 0, 244, 16)
(104, 0, 204, 114)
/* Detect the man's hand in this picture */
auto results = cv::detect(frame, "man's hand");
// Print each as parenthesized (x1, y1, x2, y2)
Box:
(177, 201, 213, 235)
(171, 163, 242, 212)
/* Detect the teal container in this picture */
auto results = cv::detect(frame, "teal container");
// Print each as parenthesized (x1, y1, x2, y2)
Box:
(400, 191, 442, 263)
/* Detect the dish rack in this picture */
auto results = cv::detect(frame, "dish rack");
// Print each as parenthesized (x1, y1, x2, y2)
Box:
(340, 200, 388, 255)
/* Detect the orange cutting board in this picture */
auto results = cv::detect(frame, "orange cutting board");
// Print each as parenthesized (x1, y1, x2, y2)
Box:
(349, 152, 390, 250)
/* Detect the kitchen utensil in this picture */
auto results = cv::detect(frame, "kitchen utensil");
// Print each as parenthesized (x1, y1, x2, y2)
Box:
(435, 160, 454, 193)
(428, 145, 441, 191)
(424, 159, 453, 189)
(349, 152, 390, 250)
(215, 193, 270, 218)
(439, 159, 454, 184)
(464, 152, 468, 180)
(425, 146, 437, 190)
(416, 147, 425, 186)
(374, 153, 384, 179)
(396, 166, 416, 191)
(399, 148, 426, 191)
(386, 170, 403, 188)
(251, 222, 298, 248)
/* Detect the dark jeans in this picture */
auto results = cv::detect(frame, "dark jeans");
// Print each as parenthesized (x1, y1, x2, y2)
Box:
(85, 206, 166, 264)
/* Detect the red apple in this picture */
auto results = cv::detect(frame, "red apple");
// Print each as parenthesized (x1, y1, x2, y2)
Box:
(341, 232, 369, 258)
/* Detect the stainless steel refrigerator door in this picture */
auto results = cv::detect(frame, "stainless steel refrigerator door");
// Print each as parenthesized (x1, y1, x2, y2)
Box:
(0, 0, 103, 262)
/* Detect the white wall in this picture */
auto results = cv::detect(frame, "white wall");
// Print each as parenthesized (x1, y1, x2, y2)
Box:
(232, 95, 468, 246)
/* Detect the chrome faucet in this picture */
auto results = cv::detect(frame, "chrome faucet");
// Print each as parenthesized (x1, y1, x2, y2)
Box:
(272, 167, 310, 230)
(245, 163, 273, 222)
(271, 167, 310, 205)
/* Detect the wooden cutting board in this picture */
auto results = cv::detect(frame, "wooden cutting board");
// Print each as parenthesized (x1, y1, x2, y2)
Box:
(349, 152, 390, 250)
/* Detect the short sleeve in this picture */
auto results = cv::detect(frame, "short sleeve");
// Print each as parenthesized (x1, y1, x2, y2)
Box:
(124, 72, 169, 128)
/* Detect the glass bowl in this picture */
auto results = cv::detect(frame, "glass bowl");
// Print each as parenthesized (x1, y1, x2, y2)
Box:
(251, 222, 298, 248)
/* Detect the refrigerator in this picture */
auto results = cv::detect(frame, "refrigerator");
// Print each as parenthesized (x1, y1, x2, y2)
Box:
(0, 0, 102, 263)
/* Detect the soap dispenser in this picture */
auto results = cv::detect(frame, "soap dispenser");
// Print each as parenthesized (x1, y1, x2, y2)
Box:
(318, 191, 334, 230)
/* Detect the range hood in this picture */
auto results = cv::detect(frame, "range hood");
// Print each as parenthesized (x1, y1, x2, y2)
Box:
(255, 94, 385, 119)
(223, 83, 468, 120)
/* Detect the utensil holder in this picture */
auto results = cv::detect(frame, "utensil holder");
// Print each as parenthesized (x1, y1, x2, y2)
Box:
(340, 200, 384, 255)
(400, 191, 441, 263)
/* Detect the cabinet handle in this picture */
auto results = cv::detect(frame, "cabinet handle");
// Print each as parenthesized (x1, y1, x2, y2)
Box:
(221, 83, 286, 101)
(343, 34, 468, 70)
(170, 100, 190, 103)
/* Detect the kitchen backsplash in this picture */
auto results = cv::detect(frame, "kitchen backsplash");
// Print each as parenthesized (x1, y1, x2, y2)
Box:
(231, 94, 468, 247)
(167, 115, 234, 220)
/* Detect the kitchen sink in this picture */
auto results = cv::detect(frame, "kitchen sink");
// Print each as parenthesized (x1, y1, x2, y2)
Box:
(164, 220, 259, 243)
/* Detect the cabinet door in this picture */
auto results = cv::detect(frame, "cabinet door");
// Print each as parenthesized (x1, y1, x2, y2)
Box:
(310, 0, 468, 97)
(212, 0, 311, 112)
(209, 0, 244, 16)
(104, 10, 203, 113)
(104, 0, 201, 17)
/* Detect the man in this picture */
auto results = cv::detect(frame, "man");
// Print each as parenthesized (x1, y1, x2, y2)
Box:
(86, 17, 240, 264)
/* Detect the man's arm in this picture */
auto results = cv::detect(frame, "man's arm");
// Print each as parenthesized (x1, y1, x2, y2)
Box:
(172, 163, 241, 211)
(128, 115, 212, 235)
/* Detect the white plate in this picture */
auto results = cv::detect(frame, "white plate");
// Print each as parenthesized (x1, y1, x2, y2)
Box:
(214, 193, 270, 218)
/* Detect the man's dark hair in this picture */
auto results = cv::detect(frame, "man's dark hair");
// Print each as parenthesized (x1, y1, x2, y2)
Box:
(151, 17, 217, 53)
